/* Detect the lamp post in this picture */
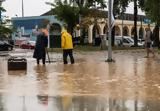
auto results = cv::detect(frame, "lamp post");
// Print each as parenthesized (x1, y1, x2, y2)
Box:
(106, 0, 114, 62)
(0, 0, 5, 24)
(121, 12, 124, 46)
(134, 0, 138, 46)
(139, 16, 143, 40)
(22, 0, 24, 17)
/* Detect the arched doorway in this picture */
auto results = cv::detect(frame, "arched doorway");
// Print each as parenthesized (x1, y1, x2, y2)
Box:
(50, 23, 61, 35)
(123, 26, 129, 36)
(81, 26, 89, 44)
(49, 23, 62, 48)
(131, 27, 135, 38)
(115, 26, 121, 36)
(103, 24, 108, 34)
(139, 27, 144, 39)
(92, 24, 101, 46)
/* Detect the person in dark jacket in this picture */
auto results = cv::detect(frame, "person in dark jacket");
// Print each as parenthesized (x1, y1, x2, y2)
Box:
(153, 25, 160, 47)
(33, 28, 48, 65)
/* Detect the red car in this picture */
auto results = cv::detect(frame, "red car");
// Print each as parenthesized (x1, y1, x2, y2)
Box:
(20, 41, 35, 49)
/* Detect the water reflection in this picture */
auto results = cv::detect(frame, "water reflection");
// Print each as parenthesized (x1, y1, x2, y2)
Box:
(1, 50, 160, 110)
(0, 95, 159, 111)
(34, 65, 48, 80)
(37, 95, 48, 105)
(34, 65, 49, 95)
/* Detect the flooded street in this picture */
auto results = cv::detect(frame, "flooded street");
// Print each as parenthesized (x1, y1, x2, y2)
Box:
(0, 49, 160, 111)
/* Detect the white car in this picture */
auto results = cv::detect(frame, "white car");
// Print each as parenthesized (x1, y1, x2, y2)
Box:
(115, 36, 143, 47)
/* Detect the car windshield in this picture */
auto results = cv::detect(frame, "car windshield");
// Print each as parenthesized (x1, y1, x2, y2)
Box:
(126, 38, 134, 43)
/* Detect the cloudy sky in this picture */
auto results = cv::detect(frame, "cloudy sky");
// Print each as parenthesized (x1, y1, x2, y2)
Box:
(2, 0, 144, 18)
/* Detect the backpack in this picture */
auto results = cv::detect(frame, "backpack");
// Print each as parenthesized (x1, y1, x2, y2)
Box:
(150, 31, 154, 41)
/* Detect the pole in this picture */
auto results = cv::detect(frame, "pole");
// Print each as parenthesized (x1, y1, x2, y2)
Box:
(0, 6, 1, 24)
(134, 0, 138, 46)
(47, 24, 50, 48)
(0, 0, 4, 24)
(106, 0, 113, 62)
(47, 24, 50, 63)
(46, 48, 51, 63)
(140, 17, 143, 40)
(22, 0, 24, 17)
(121, 13, 124, 46)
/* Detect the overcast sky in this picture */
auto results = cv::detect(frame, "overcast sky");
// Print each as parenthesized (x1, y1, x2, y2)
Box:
(2, 0, 144, 18)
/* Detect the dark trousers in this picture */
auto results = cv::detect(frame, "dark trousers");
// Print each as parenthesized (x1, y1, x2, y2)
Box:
(63, 49, 74, 64)
(37, 52, 46, 65)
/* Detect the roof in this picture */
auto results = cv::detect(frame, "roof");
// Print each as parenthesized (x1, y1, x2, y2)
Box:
(42, 8, 147, 21)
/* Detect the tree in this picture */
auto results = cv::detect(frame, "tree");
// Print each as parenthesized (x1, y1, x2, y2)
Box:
(113, 0, 129, 16)
(113, 0, 130, 46)
(0, 6, 12, 39)
(46, 0, 106, 35)
(0, 25, 12, 38)
(133, 0, 138, 46)
(0, 6, 6, 23)
(128, 0, 145, 47)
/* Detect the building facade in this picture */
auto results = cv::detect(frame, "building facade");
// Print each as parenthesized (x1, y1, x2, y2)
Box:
(12, 15, 62, 41)
(11, 13, 159, 45)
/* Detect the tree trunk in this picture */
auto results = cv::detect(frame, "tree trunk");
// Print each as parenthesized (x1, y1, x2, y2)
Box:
(157, 23, 160, 48)
(134, 0, 138, 47)
(111, 26, 115, 46)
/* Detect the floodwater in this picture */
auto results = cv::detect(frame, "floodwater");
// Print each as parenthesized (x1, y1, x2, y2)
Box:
(0, 49, 160, 111)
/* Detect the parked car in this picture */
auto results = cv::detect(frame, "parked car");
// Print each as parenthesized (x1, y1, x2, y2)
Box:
(0, 40, 13, 51)
(20, 41, 35, 49)
(138, 39, 145, 46)
(115, 36, 143, 47)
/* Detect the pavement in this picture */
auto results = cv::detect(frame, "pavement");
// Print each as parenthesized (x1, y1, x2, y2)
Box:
(0, 48, 160, 111)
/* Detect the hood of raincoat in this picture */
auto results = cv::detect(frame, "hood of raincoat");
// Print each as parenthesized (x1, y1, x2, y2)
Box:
(61, 29, 67, 34)
(61, 30, 73, 49)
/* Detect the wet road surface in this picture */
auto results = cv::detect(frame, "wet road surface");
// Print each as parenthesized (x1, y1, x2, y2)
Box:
(0, 49, 160, 111)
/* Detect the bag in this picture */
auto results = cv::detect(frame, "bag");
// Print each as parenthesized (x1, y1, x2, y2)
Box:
(8, 57, 27, 70)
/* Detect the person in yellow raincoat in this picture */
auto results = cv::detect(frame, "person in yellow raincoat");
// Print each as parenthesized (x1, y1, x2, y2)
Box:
(61, 25, 74, 64)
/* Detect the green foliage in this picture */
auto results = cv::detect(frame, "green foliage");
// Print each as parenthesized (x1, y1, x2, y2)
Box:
(46, 0, 106, 33)
(113, 0, 130, 16)
(0, 6, 6, 12)
(142, 0, 160, 25)
(0, 6, 12, 39)
(0, 25, 12, 38)
(54, 4, 79, 25)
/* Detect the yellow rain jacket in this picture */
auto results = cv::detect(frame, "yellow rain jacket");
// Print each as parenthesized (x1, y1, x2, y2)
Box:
(61, 30, 73, 49)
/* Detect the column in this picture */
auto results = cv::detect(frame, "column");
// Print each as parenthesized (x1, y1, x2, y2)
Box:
(88, 25, 94, 43)
(128, 26, 132, 37)
(137, 26, 140, 39)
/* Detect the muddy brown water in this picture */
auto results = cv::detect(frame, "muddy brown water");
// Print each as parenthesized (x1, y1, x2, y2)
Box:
(0, 49, 160, 111)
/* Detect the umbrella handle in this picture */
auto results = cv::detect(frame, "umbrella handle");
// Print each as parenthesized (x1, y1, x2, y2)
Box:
(45, 48, 50, 63)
